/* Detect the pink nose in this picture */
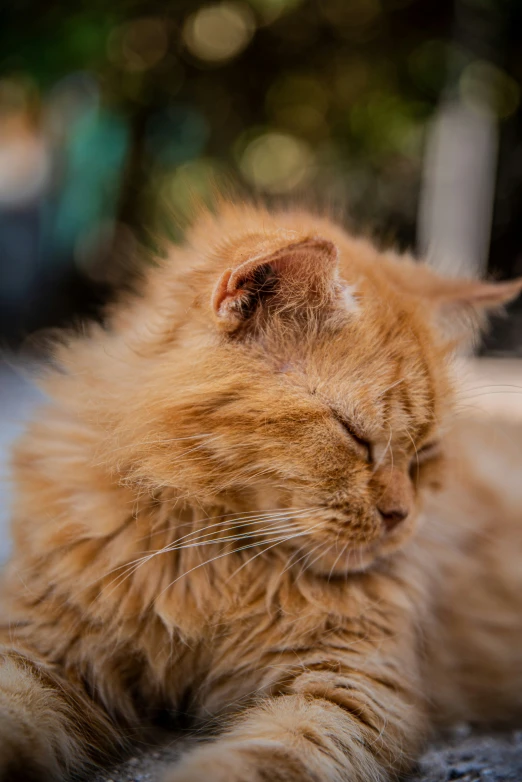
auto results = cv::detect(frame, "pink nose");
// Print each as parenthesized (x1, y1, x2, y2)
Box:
(373, 466, 412, 533)
(377, 506, 408, 532)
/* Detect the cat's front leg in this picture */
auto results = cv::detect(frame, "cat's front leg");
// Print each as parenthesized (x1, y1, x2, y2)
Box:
(163, 666, 426, 782)
(0, 646, 126, 781)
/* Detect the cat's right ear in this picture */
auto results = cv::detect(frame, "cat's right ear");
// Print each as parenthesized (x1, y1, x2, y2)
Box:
(211, 236, 339, 332)
(426, 275, 522, 344)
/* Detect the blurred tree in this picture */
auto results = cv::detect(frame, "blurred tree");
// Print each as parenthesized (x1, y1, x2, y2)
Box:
(0, 0, 521, 350)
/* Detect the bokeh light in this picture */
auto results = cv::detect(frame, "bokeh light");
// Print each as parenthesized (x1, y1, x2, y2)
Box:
(246, 0, 303, 24)
(107, 18, 170, 73)
(320, 0, 382, 41)
(146, 106, 209, 166)
(267, 74, 328, 137)
(349, 92, 425, 159)
(460, 60, 520, 119)
(238, 131, 313, 193)
(0, 77, 50, 207)
(408, 40, 452, 97)
(1, 0, 522, 349)
(158, 157, 229, 233)
(183, 3, 255, 64)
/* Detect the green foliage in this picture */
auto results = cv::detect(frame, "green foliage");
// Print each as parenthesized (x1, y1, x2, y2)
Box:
(1, 0, 518, 260)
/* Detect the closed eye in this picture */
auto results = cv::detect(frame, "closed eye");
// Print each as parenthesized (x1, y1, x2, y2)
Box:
(410, 441, 441, 476)
(416, 441, 440, 463)
(334, 415, 372, 463)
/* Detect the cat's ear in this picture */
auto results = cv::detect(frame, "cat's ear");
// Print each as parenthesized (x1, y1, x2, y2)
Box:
(211, 236, 339, 331)
(430, 276, 522, 342)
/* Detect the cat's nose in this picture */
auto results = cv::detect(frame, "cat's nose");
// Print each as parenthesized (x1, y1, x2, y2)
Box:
(373, 466, 412, 533)
(377, 506, 408, 532)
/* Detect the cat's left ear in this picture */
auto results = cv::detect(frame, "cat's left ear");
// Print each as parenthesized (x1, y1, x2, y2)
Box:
(431, 276, 522, 341)
(211, 236, 339, 331)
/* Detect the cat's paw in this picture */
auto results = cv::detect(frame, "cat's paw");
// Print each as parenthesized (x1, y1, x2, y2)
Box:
(0, 714, 62, 782)
(162, 739, 315, 782)
(162, 747, 247, 782)
(0, 737, 52, 782)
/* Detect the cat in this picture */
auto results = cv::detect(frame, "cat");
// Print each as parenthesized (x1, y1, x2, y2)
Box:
(2, 200, 522, 782)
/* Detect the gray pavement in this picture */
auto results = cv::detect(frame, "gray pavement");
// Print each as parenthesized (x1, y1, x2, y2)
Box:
(91, 728, 522, 781)
(0, 357, 44, 563)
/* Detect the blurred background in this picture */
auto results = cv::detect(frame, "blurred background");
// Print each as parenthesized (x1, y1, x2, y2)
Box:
(1, 0, 522, 559)
(1, 0, 522, 351)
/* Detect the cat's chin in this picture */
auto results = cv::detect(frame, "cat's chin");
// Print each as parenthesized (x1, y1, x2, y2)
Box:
(300, 531, 413, 577)
(302, 543, 380, 576)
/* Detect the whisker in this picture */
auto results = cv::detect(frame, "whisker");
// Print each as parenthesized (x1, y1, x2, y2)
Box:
(296, 540, 331, 580)
(101, 529, 299, 598)
(404, 427, 419, 483)
(123, 508, 320, 568)
(376, 377, 405, 399)
(461, 389, 522, 400)
(373, 424, 393, 471)
(157, 528, 322, 596)
(101, 519, 306, 594)
(279, 542, 318, 578)
(226, 521, 327, 582)
(97, 433, 215, 458)
(462, 383, 522, 392)
(327, 540, 349, 581)
(97, 508, 322, 596)
(130, 507, 317, 553)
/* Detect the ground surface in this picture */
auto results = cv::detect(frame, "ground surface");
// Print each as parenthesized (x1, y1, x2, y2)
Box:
(92, 728, 522, 781)
(2, 358, 522, 782)
(412, 729, 522, 781)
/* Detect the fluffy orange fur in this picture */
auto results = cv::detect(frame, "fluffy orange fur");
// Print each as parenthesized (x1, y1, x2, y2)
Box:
(2, 201, 522, 782)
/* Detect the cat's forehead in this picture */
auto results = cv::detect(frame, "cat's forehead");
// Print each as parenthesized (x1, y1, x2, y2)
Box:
(272, 297, 448, 442)
(317, 312, 445, 440)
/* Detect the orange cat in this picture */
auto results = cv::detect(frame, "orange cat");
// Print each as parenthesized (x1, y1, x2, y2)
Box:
(2, 201, 522, 782)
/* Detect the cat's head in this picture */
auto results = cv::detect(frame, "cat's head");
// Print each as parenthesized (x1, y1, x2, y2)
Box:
(102, 204, 522, 575)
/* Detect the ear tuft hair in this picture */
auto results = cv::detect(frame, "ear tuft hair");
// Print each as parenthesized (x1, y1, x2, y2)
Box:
(212, 236, 339, 331)
(429, 276, 522, 344)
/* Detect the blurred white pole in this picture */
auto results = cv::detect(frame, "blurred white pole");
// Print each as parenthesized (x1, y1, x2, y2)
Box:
(418, 99, 498, 278)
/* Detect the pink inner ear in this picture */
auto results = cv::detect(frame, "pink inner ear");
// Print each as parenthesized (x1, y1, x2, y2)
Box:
(227, 236, 337, 294)
(212, 268, 235, 315)
(212, 235, 339, 326)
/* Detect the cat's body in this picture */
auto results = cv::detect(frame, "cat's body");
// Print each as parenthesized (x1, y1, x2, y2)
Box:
(2, 202, 522, 781)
